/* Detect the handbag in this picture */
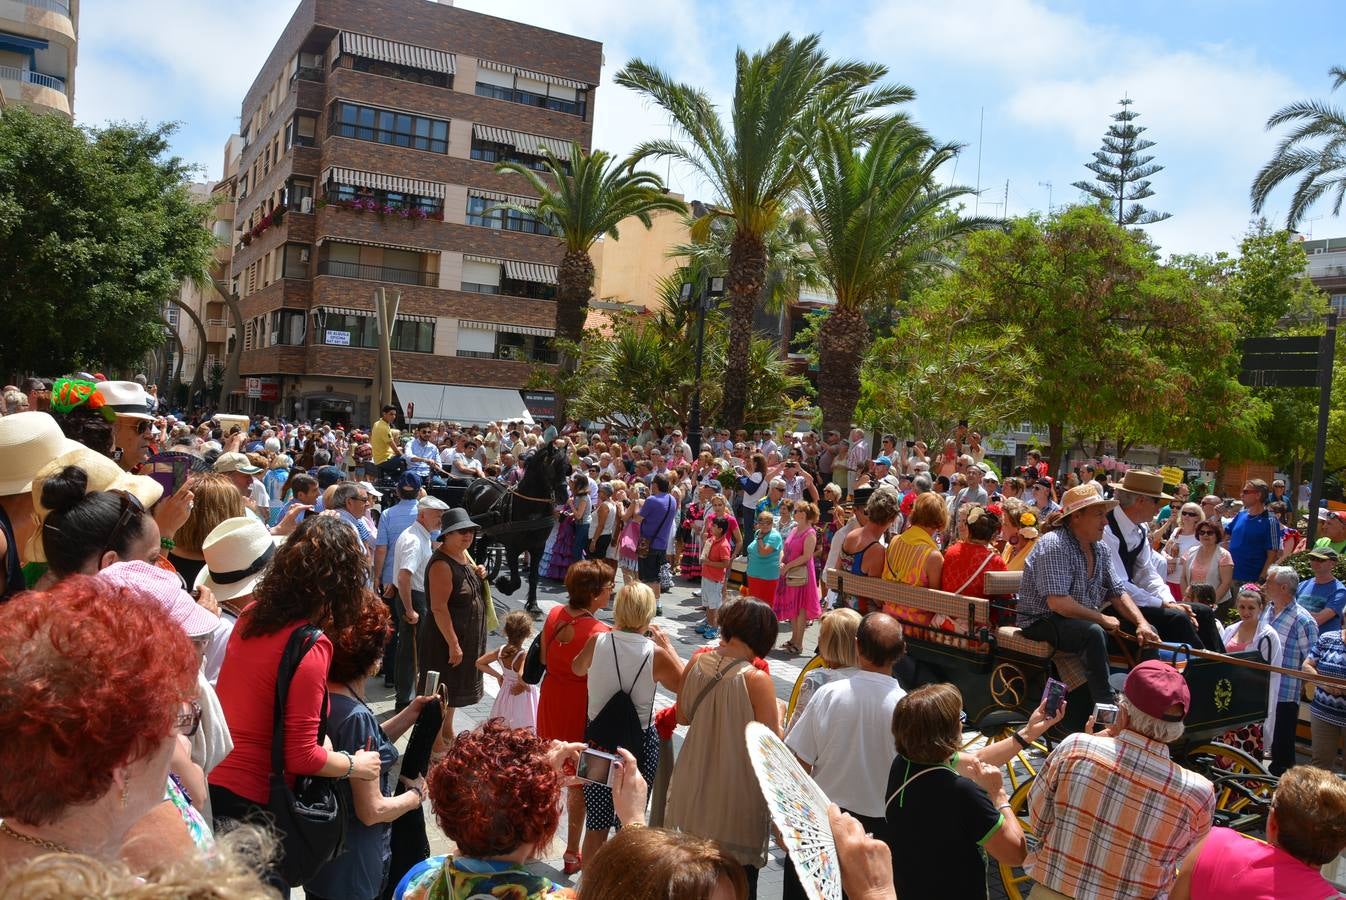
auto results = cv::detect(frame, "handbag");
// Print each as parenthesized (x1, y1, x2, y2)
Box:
(521, 630, 546, 685)
(267, 625, 347, 887)
(785, 566, 809, 587)
(638, 496, 675, 559)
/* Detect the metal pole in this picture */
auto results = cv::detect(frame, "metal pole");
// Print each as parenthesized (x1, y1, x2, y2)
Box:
(1307, 311, 1337, 547)
(688, 283, 708, 458)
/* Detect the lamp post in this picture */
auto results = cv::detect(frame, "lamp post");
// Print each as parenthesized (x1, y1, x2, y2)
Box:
(682, 274, 725, 458)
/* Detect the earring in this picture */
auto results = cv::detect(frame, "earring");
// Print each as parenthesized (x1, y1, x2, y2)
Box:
(120, 773, 129, 809)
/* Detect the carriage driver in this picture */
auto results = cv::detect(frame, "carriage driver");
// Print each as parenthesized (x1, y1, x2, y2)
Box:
(1015, 484, 1160, 703)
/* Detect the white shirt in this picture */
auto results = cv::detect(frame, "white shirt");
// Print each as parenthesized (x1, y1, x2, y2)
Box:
(825, 519, 858, 575)
(1100, 507, 1168, 608)
(248, 478, 270, 510)
(785, 670, 905, 817)
(394, 520, 434, 593)
(587, 631, 657, 728)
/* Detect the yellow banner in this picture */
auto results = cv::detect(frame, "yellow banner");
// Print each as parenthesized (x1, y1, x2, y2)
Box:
(1160, 466, 1185, 486)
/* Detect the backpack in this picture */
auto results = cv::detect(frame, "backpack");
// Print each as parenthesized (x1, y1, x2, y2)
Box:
(584, 637, 651, 753)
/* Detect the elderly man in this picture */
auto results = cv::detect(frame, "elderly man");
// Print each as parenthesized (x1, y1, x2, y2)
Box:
(95, 380, 157, 472)
(1028, 660, 1215, 899)
(1297, 547, 1346, 632)
(1313, 509, 1346, 555)
(782, 446, 820, 502)
(1016, 485, 1160, 702)
(847, 427, 870, 487)
(1102, 470, 1224, 650)
(871, 455, 901, 492)
(1264, 565, 1320, 775)
(1199, 493, 1225, 525)
(331, 481, 375, 566)
(390, 494, 449, 709)
(214, 451, 268, 512)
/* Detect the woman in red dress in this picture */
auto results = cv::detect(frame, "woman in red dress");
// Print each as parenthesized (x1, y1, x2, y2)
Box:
(941, 504, 1007, 600)
(536, 559, 612, 874)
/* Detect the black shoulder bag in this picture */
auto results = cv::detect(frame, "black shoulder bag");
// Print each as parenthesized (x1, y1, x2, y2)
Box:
(267, 625, 347, 886)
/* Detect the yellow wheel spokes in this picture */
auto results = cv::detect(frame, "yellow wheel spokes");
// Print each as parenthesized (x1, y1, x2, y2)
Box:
(999, 777, 1038, 900)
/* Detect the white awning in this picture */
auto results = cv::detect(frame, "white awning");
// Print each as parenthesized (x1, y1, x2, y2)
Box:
(341, 33, 455, 74)
(397, 313, 436, 324)
(393, 382, 535, 426)
(471, 124, 570, 158)
(314, 305, 371, 318)
(324, 167, 446, 199)
(317, 236, 438, 255)
(459, 319, 555, 338)
(504, 260, 558, 285)
(477, 57, 589, 90)
(468, 188, 538, 208)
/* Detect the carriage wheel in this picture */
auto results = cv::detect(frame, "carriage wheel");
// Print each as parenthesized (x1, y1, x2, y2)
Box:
(785, 654, 826, 724)
(1184, 742, 1276, 831)
(997, 777, 1038, 900)
(961, 728, 1049, 794)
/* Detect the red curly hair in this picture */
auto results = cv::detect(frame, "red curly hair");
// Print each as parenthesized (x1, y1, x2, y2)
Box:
(328, 591, 392, 684)
(427, 719, 561, 857)
(0, 576, 198, 825)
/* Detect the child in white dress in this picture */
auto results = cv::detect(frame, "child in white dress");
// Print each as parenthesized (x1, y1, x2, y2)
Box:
(475, 611, 539, 731)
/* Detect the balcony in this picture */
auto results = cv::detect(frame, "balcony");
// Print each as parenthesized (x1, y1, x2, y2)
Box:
(0, 66, 65, 92)
(0, 65, 70, 117)
(292, 65, 325, 83)
(205, 319, 230, 344)
(316, 259, 437, 286)
(456, 347, 558, 364)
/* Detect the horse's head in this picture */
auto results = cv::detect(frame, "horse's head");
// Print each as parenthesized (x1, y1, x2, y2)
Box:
(523, 439, 572, 504)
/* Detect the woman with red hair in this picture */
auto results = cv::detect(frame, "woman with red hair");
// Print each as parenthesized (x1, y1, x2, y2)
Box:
(0, 576, 199, 870)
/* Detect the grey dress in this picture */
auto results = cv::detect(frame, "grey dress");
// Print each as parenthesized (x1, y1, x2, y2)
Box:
(419, 551, 485, 707)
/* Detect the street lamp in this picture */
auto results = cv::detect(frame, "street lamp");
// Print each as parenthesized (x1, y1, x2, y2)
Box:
(682, 273, 725, 457)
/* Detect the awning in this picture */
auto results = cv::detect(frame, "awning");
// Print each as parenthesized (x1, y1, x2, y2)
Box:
(471, 124, 570, 158)
(317, 236, 438, 255)
(476, 58, 589, 91)
(504, 260, 558, 285)
(314, 305, 372, 318)
(393, 382, 535, 426)
(341, 32, 455, 74)
(397, 312, 436, 324)
(324, 167, 446, 199)
(459, 319, 555, 338)
(468, 188, 538, 208)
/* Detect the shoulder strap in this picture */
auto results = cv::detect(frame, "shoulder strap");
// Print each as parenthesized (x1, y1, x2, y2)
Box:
(885, 763, 949, 808)
(686, 657, 747, 722)
(271, 624, 323, 778)
(953, 547, 998, 595)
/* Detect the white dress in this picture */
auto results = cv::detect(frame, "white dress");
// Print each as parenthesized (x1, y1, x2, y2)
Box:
(487, 649, 538, 731)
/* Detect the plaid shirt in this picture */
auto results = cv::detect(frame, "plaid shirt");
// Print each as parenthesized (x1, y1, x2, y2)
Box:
(1016, 528, 1124, 629)
(1264, 599, 1320, 704)
(1029, 731, 1214, 899)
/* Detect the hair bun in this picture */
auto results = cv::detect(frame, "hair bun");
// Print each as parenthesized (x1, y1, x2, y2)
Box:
(40, 465, 90, 514)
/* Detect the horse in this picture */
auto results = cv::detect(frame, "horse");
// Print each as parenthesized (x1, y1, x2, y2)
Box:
(463, 439, 571, 615)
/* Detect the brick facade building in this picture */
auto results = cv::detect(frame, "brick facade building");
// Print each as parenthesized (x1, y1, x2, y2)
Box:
(227, 0, 599, 425)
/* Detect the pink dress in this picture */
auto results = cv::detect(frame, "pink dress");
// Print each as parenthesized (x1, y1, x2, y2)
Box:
(488, 648, 539, 731)
(773, 527, 821, 620)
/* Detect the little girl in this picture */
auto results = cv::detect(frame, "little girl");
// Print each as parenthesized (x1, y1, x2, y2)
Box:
(475, 611, 539, 731)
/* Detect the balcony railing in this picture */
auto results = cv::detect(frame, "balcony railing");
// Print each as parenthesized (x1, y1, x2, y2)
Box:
(292, 65, 325, 83)
(25, 0, 71, 15)
(456, 348, 558, 364)
(0, 66, 67, 92)
(316, 259, 437, 286)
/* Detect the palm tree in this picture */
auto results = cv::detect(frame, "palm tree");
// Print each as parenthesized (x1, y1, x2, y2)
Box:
(797, 116, 996, 434)
(616, 33, 908, 431)
(1252, 66, 1346, 230)
(494, 142, 685, 418)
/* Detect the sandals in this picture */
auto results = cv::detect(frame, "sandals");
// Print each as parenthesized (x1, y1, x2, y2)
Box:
(562, 851, 582, 875)
(781, 641, 802, 655)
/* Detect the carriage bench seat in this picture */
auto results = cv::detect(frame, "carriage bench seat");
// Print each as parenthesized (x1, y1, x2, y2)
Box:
(995, 626, 1055, 659)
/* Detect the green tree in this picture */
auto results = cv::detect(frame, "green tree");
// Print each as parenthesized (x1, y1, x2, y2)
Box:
(795, 115, 994, 433)
(494, 142, 684, 418)
(1071, 98, 1171, 227)
(0, 109, 215, 376)
(616, 33, 906, 430)
(1251, 66, 1346, 230)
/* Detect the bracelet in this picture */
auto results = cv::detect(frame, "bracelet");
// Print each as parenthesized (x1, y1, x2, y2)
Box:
(409, 785, 424, 800)
(997, 803, 1013, 812)
(1011, 731, 1031, 750)
(338, 750, 354, 780)
(621, 821, 647, 831)
(160, 537, 176, 550)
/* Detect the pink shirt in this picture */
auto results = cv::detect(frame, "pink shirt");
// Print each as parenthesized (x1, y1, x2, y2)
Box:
(1190, 827, 1340, 900)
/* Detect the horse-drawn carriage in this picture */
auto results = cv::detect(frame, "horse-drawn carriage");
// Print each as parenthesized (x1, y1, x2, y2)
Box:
(805, 567, 1292, 899)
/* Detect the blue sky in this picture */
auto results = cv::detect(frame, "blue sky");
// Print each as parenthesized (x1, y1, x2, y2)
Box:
(75, 0, 1346, 256)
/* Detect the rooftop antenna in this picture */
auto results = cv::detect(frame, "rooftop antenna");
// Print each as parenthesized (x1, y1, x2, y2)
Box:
(1038, 181, 1053, 213)
(974, 107, 984, 217)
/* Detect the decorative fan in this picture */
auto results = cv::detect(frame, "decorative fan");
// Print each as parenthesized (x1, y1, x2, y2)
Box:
(744, 722, 842, 900)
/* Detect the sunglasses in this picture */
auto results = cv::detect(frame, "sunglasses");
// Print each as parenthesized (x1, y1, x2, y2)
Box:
(1181, 511, 1199, 517)
(1197, 529, 1217, 537)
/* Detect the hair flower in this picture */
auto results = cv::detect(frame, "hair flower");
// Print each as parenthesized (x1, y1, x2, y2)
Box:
(1020, 511, 1037, 528)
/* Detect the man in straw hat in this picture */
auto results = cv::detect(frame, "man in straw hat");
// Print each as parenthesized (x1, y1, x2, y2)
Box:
(0, 412, 83, 600)
(94, 380, 156, 472)
(1016, 483, 1161, 703)
(1103, 470, 1225, 650)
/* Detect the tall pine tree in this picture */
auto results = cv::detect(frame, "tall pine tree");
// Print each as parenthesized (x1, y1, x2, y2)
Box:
(1072, 97, 1171, 227)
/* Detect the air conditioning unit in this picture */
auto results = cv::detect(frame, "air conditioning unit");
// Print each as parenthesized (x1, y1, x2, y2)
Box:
(300, 197, 313, 213)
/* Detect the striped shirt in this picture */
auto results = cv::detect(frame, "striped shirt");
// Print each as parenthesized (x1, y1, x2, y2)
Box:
(1028, 730, 1214, 899)
(1264, 600, 1320, 704)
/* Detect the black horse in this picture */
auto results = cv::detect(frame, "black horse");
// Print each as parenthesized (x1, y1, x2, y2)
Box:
(463, 439, 571, 616)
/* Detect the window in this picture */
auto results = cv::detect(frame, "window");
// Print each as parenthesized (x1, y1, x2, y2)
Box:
(466, 195, 552, 235)
(461, 260, 501, 294)
(269, 309, 307, 345)
(286, 114, 317, 149)
(316, 313, 379, 348)
(457, 326, 496, 355)
(500, 276, 557, 301)
(474, 68, 587, 117)
(391, 320, 434, 353)
(288, 177, 314, 212)
(292, 50, 325, 82)
(330, 101, 448, 153)
(470, 138, 567, 174)
(349, 55, 450, 89)
(324, 180, 442, 218)
(1332, 294, 1346, 314)
(238, 172, 249, 200)
(283, 243, 311, 279)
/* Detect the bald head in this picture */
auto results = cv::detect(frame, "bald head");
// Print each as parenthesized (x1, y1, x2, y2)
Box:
(857, 612, 907, 670)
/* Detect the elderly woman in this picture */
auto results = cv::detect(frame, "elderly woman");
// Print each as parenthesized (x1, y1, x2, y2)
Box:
(537, 559, 613, 874)
(665, 599, 782, 897)
(1303, 609, 1346, 772)
(999, 499, 1040, 572)
(786, 608, 861, 733)
(0, 577, 199, 871)
(1181, 519, 1234, 608)
(582, 827, 749, 900)
(744, 510, 784, 607)
(942, 505, 1006, 599)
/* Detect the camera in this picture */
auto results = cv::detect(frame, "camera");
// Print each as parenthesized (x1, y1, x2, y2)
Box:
(1092, 702, 1119, 726)
(576, 748, 622, 787)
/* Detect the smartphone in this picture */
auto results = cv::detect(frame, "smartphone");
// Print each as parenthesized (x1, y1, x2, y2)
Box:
(144, 451, 195, 499)
(1093, 702, 1120, 726)
(906, 441, 916, 448)
(1041, 677, 1068, 717)
(576, 748, 622, 787)
(424, 670, 440, 696)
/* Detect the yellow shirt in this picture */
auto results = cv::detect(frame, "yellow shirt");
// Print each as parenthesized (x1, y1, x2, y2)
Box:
(371, 418, 394, 463)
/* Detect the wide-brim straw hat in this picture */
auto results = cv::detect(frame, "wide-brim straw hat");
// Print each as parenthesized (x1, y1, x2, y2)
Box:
(1110, 469, 1173, 501)
(194, 516, 281, 603)
(1059, 484, 1119, 518)
(0, 412, 84, 496)
(94, 381, 154, 421)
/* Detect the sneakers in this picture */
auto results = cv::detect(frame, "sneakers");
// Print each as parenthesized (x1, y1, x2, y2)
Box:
(703, 627, 720, 640)
(691, 589, 702, 599)
(694, 620, 710, 635)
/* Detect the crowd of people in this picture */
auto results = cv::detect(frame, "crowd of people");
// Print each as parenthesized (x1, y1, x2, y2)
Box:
(2, 375, 1346, 899)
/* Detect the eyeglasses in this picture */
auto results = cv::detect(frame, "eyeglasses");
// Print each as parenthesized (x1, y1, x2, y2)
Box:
(134, 420, 154, 436)
(1197, 529, 1217, 537)
(1241, 489, 1258, 495)
(355, 495, 371, 503)
(1181, 511, 1199, 517)
(175, 699, 202, 737)
(101, 490, 143, 556)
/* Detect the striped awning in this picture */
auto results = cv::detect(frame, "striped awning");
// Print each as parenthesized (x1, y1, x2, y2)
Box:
(459, 319, 555, 338)
(324, 167, 446, 199)
(504, 260, 558, 285)
(469, 188, 538, 208)
(477, 57, 589, 90)
(341, 32, 455, 74)
(397, 312, 436, 324)
(463, 254, 502, 266)
(315, 305, 372, 318)
(471, 124, 570, 158)
(317, 236, 439, 255)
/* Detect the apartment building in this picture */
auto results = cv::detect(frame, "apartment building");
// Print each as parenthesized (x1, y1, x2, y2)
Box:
(0, 0, 77, 118)
(228, 0, 600, 425)
(1303, 235, 1346, 315)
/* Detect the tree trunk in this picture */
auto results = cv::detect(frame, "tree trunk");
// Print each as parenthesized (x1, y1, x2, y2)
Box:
(818, 304, 868, 436)
(1048, 422, 1065, 478)
(554, 249, 595, 424)
(721, 229, 767, 431)
(169, 295, 209, 406)
(219, 296, 244, 413)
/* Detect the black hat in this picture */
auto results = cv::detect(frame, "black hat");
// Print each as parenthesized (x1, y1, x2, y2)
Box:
(439, 507, 481, 534)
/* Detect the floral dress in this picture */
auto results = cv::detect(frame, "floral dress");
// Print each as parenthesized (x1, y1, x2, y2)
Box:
(394, 855, 574, 899)
(540, 502, 577, 580)
(680, 501, 706, 580)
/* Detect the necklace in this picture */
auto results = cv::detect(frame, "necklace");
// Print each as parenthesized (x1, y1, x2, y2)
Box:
(0, 820, 76, 855)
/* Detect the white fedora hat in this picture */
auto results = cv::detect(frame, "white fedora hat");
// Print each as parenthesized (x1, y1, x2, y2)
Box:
(195, 516, 280, 603)
(0, 412, 83, 496)
(94, 381, 154, 421)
